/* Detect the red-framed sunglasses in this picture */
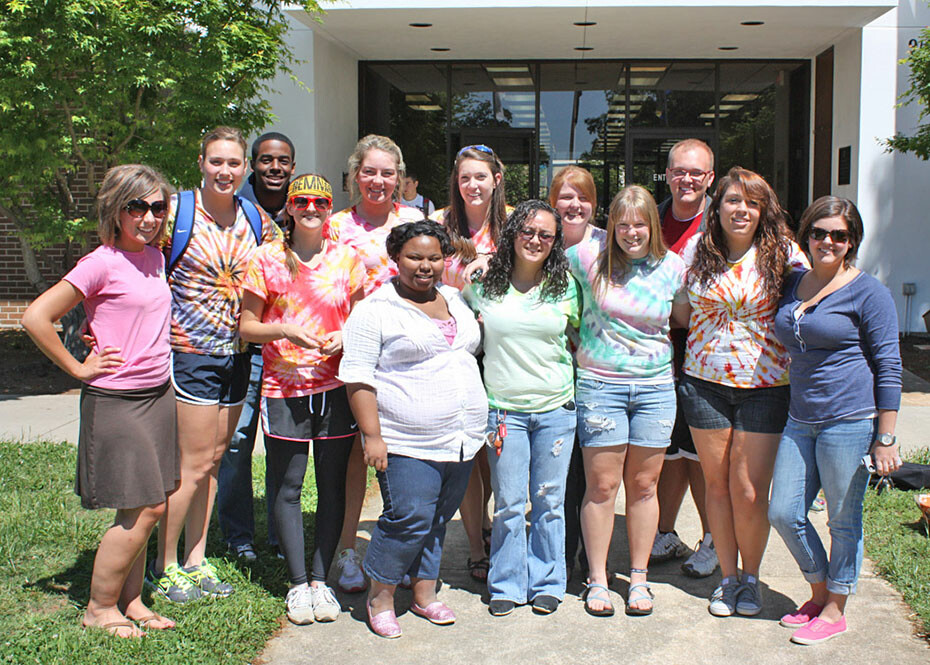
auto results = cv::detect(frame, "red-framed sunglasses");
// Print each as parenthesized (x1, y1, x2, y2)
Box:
(289, 195, 332, 212)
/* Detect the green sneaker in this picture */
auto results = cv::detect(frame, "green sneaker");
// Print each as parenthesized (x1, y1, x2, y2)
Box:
(145, 562, 203, 603)
(182, 559, 235, 597)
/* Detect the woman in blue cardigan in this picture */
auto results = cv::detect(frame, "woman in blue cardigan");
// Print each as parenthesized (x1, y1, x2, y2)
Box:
(769, 196, 902, 646)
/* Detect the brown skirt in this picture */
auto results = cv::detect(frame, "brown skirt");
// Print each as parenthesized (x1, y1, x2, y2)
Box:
(76, 380, 179, 510)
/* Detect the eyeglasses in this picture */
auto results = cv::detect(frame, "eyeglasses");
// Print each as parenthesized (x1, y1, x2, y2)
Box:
(289, 196, 332, 212)
(809, 227, 850, 244)
(124, 199, 169, 219)
(457, 144, 495, 157)
(668, 168, 711, 182)
(518, 227, 556, 243)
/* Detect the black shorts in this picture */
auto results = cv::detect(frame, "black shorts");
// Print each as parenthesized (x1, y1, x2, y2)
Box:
(665, 328, 698, 461)
(170, 351, 250, 406)
(260, 385, 357, 442)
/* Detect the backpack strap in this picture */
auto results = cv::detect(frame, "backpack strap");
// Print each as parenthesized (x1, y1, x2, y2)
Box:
(421, 196, 431, 219)
(167, 190, 196, 275)
(235, 195, 264, 246)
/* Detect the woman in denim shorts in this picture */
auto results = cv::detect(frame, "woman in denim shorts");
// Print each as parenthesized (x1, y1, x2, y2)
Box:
(567, 186, 689, 617)
(678, 167, 808, 618)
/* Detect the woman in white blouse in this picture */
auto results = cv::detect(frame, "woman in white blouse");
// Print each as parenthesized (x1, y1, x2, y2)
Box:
(340, 220, 488, 639)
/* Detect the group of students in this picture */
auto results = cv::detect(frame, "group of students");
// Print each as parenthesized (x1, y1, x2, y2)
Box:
(22, 129, 903, 647)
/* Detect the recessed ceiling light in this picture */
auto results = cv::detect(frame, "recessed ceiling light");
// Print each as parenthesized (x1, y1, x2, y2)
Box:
(409, 22, 433, 28)
(486, 66, 529, 73)
(574, 21, 597, 27)
(405, 94, 431, 103)
(722, 93, 760, 102)
(740, 21, 764, 26)
(574, 46, 594, 51)
(718, 46, 738, 51)
(492, 76, 534, 86)
(576, 80, 588, 85)
(409, 104, 442, 111)
(430, 47, 450, 52)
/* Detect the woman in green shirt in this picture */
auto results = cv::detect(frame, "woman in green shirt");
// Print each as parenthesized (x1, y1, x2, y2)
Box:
(465, 200, 581, 617)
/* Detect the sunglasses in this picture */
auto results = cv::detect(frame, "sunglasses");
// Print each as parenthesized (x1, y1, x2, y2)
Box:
(289, 196, 332, 212)
(124, 199, 169, 219)
(809, 227, 850, 243)
(457, 144, 495, 157)
(518, 227, 556, 243)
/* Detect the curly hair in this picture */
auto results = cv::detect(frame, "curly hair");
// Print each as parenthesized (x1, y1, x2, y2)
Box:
(481, 200, 569, 303)
(386, 220, 454, 261)
(595, 185, 666, 292)
(444, 146, 507, 259)
(688, 166, 794, 303)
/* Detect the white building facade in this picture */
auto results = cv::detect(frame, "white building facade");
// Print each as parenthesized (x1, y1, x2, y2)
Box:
(266, 0, 930, 332)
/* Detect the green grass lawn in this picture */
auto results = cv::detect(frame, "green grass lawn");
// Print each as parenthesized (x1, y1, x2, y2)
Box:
(0, 440, 318, 665)
(862, 447, 930, 639)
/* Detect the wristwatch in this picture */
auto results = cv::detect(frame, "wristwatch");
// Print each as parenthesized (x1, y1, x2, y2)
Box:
(875, 433, 897, 446)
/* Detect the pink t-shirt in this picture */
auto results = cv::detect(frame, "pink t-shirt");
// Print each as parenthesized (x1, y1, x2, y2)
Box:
(64, 244, 171, 390)
(242, 240, 365, 398)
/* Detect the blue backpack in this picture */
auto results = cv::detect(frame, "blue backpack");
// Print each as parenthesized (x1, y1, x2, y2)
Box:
(167, 190, 264, 275)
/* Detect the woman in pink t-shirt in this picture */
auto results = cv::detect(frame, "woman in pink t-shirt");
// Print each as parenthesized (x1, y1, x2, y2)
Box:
(239, 174, 365, 626)
(22, 164, 177, 638)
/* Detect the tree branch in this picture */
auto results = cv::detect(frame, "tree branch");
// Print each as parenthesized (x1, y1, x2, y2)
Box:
(114, 87, 145, 155)
(60, 99, 90, 169)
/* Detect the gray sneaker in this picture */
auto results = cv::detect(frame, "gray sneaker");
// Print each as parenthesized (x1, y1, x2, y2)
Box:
(708, 577, 740, 617)
(182, 559, 234, 597)
(144, 562, 203, 603)
(649, 530, 689, 563)
(682, 537, 719, 578)
(736, 576, 762, 616)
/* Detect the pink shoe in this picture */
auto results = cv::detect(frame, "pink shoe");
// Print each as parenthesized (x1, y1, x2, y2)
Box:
(366, 599, 402, 639)
(779, 600, 824, 627)
(790, 616, 847, 645)
(410, 601, 456, 625)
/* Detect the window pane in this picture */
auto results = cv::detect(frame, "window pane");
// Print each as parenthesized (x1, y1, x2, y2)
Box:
(630, 63, 715, 128)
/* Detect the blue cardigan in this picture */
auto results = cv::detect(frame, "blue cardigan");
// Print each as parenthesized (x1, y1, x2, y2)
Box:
(774, 270, 902, 425)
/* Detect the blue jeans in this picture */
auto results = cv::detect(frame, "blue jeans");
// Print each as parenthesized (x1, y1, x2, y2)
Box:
(364, 454, 473, 585)
(487, 404, 576, 603)
(768, 416, 876, 595)
(216, 352, 277, 547)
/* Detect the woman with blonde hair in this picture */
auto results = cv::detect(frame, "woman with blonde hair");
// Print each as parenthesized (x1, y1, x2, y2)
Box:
(569, 185, 689, 617)
(23, 164, 178, 637)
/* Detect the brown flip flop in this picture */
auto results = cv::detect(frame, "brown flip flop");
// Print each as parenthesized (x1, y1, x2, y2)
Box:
(82, 619, 143, 638)
(136, 613, 176, 630)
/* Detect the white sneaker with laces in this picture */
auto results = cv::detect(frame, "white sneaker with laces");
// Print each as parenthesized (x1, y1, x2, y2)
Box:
(682, 536, 719, 578)
(336, 548, 368, 593)
(649, 530, 689, 563)
(311, 583, 341, 622)
(286, 585, 315, 625)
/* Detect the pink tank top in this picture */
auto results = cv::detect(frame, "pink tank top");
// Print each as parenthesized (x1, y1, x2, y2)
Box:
(432, 316, 457, 346)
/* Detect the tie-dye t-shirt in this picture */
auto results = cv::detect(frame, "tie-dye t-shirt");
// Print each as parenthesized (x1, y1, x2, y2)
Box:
(430, 206, 513, 291)
(464, 277, 581, 412)
(326, 203, 423, 297)
(680, 233, 810, 388)
(162, 190, 282, 355)
(242, 240, 365, 398)
(568, 232, 688, 384)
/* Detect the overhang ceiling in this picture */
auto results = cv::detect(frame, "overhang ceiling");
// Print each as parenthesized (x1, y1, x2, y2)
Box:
(289, 1, 896, 61)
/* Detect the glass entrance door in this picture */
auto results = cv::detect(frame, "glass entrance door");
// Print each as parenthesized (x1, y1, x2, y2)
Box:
(627, 129, 716, 202)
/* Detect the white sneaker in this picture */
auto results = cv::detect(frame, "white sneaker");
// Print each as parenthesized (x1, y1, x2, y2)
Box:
(286, 585, 314, 625)
(311, 583, 341, 622)
(649, 530, 689, 563)
(336, 548, 368, 593)
(708, 577, 740, 617)
(682, 536, 719, 578)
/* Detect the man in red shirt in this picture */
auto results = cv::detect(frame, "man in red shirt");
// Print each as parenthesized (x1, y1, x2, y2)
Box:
(650, 139, 719, 578)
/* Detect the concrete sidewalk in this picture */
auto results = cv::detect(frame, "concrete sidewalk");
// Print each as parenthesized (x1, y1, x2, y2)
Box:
(2, 373, 929, 663)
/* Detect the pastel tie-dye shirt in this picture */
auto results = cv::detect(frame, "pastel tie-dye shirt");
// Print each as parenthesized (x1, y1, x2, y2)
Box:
(568, 232, 688, 383)
(162, 190, 281, 355)
(326, 203, 423, 297)
(242, 240, 365, 398)
(680, 233, 810, 388)
(430, 206, 513, 291)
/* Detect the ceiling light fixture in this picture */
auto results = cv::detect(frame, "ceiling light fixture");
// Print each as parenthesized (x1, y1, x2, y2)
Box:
(575, 46, 594, 51)
(718, 46, 738, 51)
(409, 22, 433, 28)
(430, 47, 450, 52)
(740, 21, 764, 26)
(574, 21, 596, 26)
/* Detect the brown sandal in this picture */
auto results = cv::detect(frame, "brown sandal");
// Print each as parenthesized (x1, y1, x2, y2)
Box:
(82, 620, 142, 638)
(468, 557, 490, 582)
(136, 613, 176, 630)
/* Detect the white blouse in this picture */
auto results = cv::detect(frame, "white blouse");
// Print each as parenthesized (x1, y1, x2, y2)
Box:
(339, 280, 488, 463)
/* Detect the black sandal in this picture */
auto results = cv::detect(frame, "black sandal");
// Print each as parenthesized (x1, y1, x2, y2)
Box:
(468, 556, 490, 582)
(482, 528, 492, 555)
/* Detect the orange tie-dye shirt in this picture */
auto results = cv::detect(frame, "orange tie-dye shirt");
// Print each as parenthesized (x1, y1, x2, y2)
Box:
(681, 234, 809, 389)
(242, 240, 365, 398)
(326, 203, 424, 297)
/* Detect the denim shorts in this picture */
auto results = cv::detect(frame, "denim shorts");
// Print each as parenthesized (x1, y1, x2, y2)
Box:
(677, 374, 789, 434)
(170, 351, 250, 406)
(576, 378, 676, 448)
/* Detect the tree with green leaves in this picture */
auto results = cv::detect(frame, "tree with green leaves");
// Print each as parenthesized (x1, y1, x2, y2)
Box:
(0, 0, 323, 295)
(886, 21, 930, 159)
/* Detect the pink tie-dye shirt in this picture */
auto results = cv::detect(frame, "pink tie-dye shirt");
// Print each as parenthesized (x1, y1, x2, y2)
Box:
(242, 240, 365, 398)
(325, 203, 423, 297)
(680, 234, 810, 388)
(430, 206, 512, 290)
